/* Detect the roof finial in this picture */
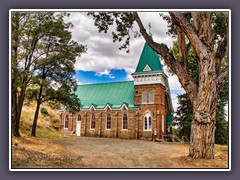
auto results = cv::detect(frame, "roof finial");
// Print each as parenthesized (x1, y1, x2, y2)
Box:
(148, 22, 152, 36)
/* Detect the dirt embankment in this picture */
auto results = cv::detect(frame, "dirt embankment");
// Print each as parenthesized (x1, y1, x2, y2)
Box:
(11, 136, 228, 169)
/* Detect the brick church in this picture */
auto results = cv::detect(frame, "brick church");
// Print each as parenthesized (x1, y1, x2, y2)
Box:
(59, 36, 174, 140)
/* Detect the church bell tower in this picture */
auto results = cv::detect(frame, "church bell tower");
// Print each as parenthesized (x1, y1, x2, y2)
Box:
(131, 35, 174, 139)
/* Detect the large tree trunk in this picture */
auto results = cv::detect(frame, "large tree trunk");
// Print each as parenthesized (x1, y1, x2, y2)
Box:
(189, 113, 216, 159)
(12, 12, 20, 137)
(189, 54, 218, 159)
(189, 96, 217, 158)
(13, 86, 26, 137)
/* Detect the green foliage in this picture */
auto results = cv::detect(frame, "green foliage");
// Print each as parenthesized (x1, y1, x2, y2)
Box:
(22, 12, 86, 107)
(172, 127, 181, 138)
(12, 12, 86, 136)
(173, 94, 192, 140)
(213, 12, 227, 38)
(215, 103, 228, 144)
(41, 107, 48, 116)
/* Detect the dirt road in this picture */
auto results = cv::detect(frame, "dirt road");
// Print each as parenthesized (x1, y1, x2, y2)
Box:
(12, 136, 228, 169)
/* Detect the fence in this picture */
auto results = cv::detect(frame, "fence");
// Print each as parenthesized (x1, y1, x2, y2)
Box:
(162, 134, 190, 144)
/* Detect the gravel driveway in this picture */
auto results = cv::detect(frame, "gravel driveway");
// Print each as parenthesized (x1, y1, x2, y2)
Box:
(53, 137, 189, 168)
(12, 136, 228, 169)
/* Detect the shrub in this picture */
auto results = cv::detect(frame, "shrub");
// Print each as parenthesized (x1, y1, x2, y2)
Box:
(41, 107, 48, 116)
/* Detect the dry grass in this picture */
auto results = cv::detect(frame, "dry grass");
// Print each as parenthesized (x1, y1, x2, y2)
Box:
(19, 102, 61, 138)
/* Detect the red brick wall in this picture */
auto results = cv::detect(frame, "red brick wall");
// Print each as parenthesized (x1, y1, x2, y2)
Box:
(60, 83, 169, 140)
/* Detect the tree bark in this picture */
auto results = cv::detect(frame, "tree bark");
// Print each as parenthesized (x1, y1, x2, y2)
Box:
(13, 86, 26, 137)
(189, 52, 218, 158)
(31, 82, 43, 137)
(190, 95, 217, 159)
(31, 68, 46, 136)
(189, 119, 216, 159)
(31, 99, 41, 137)
(12, 12, 20, 137)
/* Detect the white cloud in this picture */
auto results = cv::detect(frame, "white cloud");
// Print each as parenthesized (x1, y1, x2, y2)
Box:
(76, 79, 84, 85)
(170, 93, 179, 112)
(168, 74, 183, 90)
(65, 12, 176, 76)
(125, 74, 134, 81)
(94, 69, 115, 79)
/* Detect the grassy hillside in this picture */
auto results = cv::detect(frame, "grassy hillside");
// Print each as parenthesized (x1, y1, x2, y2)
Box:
(19, 102, 62, 138)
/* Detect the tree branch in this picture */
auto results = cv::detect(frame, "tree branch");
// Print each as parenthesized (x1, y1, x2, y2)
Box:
(186, 41, 191, 64)
(133, 12, 198, 102)
(215, 36, 227, 74)
(169, 12, 211, 61)
(177, 28, 187, 71)
(215, 67, 228, 88)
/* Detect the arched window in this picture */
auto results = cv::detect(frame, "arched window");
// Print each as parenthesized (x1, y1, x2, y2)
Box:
(77, 114, 81, 121)
(122, 114, 128, 130)
(149, 90, 154, 103)
(106, 114, 111, 129)
(144, 117, 148, 130)
(90, 114, 95, 129)
(142, 91, 147, 103)
(144, 113, 152, 131)
(64, 115, 68, 129)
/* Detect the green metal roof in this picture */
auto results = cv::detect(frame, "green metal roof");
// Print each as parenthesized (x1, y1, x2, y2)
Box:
(74, 81, 138, 109)
(132, 36, 163, 75)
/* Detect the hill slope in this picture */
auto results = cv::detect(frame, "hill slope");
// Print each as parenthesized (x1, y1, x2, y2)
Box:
(19, 102, 61, 138)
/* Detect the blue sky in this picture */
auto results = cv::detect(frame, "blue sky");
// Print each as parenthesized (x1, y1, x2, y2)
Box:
(74, 69, 129, 84)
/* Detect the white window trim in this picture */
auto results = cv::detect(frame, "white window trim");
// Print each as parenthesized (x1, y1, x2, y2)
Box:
(143, 113, 152, 131)
(106, 114, 111, 130)
(90, 114, 95, 130)
(76, 114, 81, 122)
(64, 115, 68, 129)
(122, 114, 128, 130)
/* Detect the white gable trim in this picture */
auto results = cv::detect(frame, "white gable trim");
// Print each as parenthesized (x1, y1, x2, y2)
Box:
(89, 104, 96, 111)
(143, 64, 151, 71)
(120, 103, 128, 111)
(104, 104, 112, 111)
